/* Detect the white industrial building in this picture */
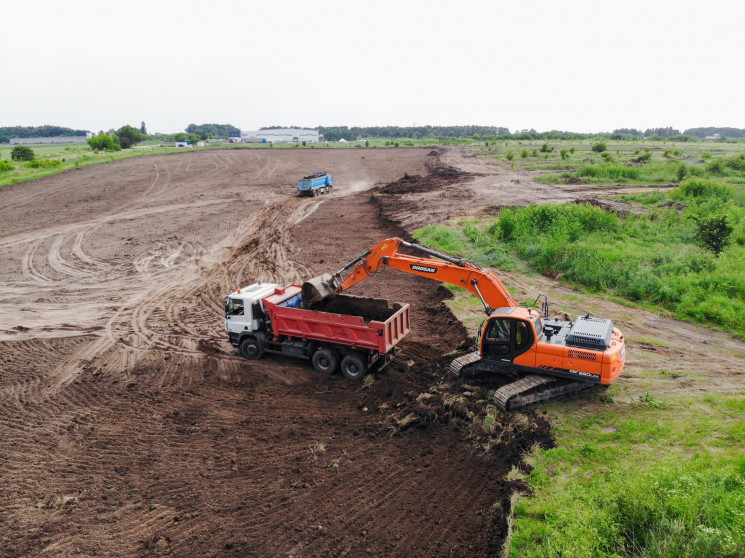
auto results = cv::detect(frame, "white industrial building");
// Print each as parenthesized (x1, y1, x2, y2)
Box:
(240, 128, 320, 144)
(10, 132, 92, 145)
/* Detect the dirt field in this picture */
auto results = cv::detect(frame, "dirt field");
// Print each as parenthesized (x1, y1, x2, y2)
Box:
(2, 147, 744, 557)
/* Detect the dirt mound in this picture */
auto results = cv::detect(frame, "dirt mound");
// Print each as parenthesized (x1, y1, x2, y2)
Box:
(312, 293, 401, 322)
(378, 165, 474, 195)
(563, 176, 589, 185)
(576, 197, 635, 216)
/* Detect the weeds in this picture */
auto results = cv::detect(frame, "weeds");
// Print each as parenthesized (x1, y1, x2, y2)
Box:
(509, 393, 745, 557)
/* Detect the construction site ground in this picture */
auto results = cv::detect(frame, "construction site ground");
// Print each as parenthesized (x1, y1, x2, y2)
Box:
(2, 147, 744, 557)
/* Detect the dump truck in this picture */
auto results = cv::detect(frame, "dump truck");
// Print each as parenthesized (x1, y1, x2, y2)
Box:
(297, 172, 333, 196)
(226, 282, 409, 380)
(303, 237, 626, 409)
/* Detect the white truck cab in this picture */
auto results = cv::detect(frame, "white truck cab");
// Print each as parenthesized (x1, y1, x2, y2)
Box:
(225, 282, 278, 340)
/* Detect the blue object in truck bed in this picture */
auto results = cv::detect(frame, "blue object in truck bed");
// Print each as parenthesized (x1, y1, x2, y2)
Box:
(297, 172, 333, 196)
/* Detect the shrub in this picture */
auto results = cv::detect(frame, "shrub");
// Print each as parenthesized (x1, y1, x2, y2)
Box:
(505, 152, 515, 161)
(0, 160, 14, 171)
(725, 154, 745, 171)
(11, 145, 35, 161)
(88, 134, 121, 151)
(577, 164, 641, 181)
(636, 149, 652, 163)
(560, 149, 569, 160)
(520, 149, 528, 158)
(25, 159, 62, 169)
(672, 178, 734, 201)
(694, 213, 733, 255)
(705, 158, 725, 174)
(600, 151, 613, 161)
(591, 141, 607, 153)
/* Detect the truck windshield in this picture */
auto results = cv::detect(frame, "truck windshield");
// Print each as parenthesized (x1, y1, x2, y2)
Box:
(226, 298, 244, 316)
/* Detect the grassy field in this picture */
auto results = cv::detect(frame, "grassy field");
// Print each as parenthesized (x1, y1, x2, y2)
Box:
(412, 139, 745, 557)
(476, 138, 745, 186)
(414, 223, 745, 557)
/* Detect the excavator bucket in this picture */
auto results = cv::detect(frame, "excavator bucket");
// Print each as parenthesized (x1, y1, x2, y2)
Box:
(301, 273, 337, 306)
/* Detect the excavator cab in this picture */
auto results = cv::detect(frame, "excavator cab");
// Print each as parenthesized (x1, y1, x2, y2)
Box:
(480, 312, 534, 363)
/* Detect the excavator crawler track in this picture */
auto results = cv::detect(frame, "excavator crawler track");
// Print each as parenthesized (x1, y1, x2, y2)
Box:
(449, 354, 606, 411)
(494, 375, 607, 411)
(449, 350, 481, 376)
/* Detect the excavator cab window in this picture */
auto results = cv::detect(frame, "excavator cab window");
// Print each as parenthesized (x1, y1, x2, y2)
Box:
(482, 317, 533, 361)
(483, 318, 512, 356)
(516, 321, 529, 350)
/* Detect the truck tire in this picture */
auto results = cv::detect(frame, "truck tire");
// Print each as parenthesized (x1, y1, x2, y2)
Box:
(312, 348, 339, 375)
(340, 353, 367, 381)
(240, 336, 264, 360)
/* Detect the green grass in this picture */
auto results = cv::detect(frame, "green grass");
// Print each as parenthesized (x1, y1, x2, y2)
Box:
(508, 392, 745, 557)
(0, 142, 181, 188)
(411, 143, 745, 556)
(415, 179, 745, 337)
(477, 139, 745, 186)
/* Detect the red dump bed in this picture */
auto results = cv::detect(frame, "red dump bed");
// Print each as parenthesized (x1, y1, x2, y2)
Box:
(262, 285, 410, 354)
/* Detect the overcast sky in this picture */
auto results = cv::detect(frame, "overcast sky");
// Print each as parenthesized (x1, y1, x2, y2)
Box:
(2, 0, 743, 134)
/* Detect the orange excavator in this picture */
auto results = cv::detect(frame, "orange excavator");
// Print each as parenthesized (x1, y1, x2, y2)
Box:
(302, 237, 625, 410)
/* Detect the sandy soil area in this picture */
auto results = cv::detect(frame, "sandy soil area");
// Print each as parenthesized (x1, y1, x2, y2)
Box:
(1, 147, 743, 557)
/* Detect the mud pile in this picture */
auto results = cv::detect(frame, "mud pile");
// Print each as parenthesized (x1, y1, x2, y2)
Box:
(378, 164, 473, 195)
(311, 293, 401, 322)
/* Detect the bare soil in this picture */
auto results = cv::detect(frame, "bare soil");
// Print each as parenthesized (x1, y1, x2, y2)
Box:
(1, 147, 743, 557)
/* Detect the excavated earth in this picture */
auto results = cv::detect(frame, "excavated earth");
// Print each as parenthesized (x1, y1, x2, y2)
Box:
(2, 147, 744, 557)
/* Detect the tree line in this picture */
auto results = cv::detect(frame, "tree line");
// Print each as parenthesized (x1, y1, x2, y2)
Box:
(316, 125, 510, 141)
(185, 123, 240, 138)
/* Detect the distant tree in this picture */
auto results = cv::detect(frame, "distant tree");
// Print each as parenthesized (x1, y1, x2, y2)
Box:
(186, 123, 240, 138)
(115, 125, 143, 149)
(683, 127, 745, 139)
(87, 134, 121, 151)
(140, 121, 147, 135)
(643, 127, 681, 138)
(11, 145, 35, 161)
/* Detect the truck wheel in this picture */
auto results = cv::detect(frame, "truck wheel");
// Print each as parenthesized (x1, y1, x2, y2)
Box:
(240, 337, 264, 360)
(312, 348, 339, 375)
(313, 189, 319, 197)
(340, 353, 367, 381)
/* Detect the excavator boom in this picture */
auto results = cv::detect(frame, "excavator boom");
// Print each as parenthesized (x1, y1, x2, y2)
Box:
(302, 237, 518, 313)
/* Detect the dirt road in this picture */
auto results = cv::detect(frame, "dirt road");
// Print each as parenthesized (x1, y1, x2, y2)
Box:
(1, 147, 743, 557)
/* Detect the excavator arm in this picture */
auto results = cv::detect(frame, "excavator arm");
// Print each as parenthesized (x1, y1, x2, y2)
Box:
(303, 237, 518, 313)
